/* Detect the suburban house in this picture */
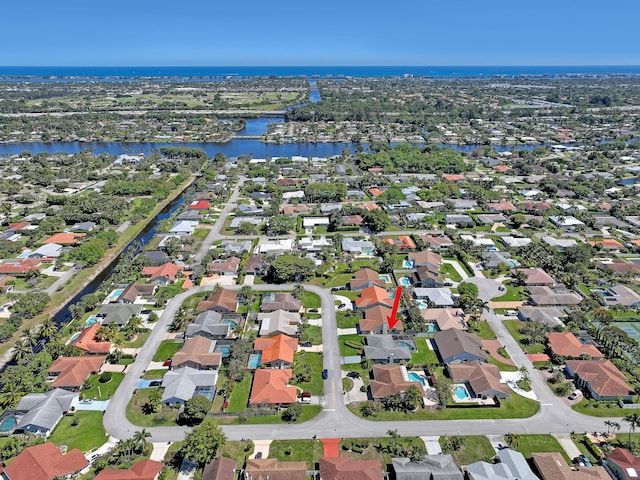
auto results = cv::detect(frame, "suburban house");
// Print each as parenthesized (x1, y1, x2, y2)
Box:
(419, 235, 453, 251)
(370, 364, 424, 401)
(383, 236, 416, 250)
(94, 460, 163, 480)
(118, 282, 157, 304)
(391, 455, 463, 480)
(185, 311, 235, 340)
(47, 355, 106, 390)
(482, 251, 514, 269)
(546, 332, 603, 359)
(207, 256, 241, 276)
(96, 303, 143, 327)
(349, 268, 386, 290)
(359, 305, 402, 334)
(256, 238, 294, 255)
(343, 214, 364, 227)
(355, 286, 393, 310)
(605, 448, 640, 480)
(319, 457, 383, 480)
(408, 250, 442, 270)
(202, 457, 236, 480)
(243, 458, 307, 480)
(447, 361, 510, 399)
(169, 220, 199, 236)
(161, 367, 217, 405)
(220, 240, 252, 256)
(528, 286, 583, 307)
(188, 200, 210, 210)
(421, 308, 467, 331)
(141, 263, 183, 286)
(29, 243, 63, 259)
(597, 284, 640, 307)
(245, 255, 267, 275)
(0, 442, 88, 480)
(433, 329, 487, 364)
(565, 359, 634, 401)
(467, 448, 539, 480)
(260, 292, 301, 312)
(414, 288, 455, 308)
(531, 452, 610, 480)
(596, 258, 640, 275)
(171, 337, 222, 370)
(412, 266, 444, 288)
(253, 335, 298, 368)
(363, 335, 412, 364)
(197, 289, 238, 313)
(43, 232, 85, 245)
(0, 258, 42, 276)
(341, 238, 375, 255)
(258, 310, 300, 337)
(11, 388, 79, 436)
(249, 369, 297, 406)
(516, 268, 555, 286)
(70, 323, 112, 354)
(517, 306, 568, 328)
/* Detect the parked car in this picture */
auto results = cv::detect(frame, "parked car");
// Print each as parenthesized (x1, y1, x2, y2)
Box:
(568, 390, 583, 401)
(298, 391, 311, 399)
(301, 341, 312, 347)
(254, 452, 262, 459)
(309, 308, 319, 313)
(346, 371, 360, 379)
(574, 456, 585, 467)
(322, 369, 328, 379)
(580, 455, 593, 466)
(163, 360, 171, 367)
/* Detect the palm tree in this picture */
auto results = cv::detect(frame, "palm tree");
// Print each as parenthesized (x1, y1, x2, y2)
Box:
(38, 318, 58, 339)
(623, 412, 640, 448)
(0, 382, 24, 408)
(505, 433, 520, 450)
(21, 329, 38, 353)
(605, 420, 615, 436)
(518, 366, 530, 383)
(12, 341, 30, 362)
(133, 429, 151, 450)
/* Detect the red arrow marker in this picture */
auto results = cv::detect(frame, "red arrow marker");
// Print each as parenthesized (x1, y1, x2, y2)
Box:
(387, 286, 403, 331)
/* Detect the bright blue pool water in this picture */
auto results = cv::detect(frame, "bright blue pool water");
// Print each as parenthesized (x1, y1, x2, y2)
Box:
(111, 288, 124, 299)
(69, 332, 81, 342)
(416, 300, 428, 309)
(403, 259, 414, 268)
(85, 316, 99, 327)
(427, 324, 438, 332)
(0, 415, 17, 432)
(397, 341, 415, 351)
(408, 372, 426, 386)
(215, 345, 231, 357)
(248, 353, 262, 368)
(454, 385, 471, 400)
(399, 277, 412, 287)
(223, 319, 238, 327)
(379, 274, 392, 283)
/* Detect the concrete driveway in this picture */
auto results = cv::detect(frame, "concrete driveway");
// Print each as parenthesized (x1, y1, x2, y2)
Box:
(464, 276, 504, 302)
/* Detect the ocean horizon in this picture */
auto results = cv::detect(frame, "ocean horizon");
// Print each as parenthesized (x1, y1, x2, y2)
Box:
(1, 65, 640, 78)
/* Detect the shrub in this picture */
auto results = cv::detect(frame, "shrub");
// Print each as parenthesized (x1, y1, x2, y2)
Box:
(99, 372, 112, 383)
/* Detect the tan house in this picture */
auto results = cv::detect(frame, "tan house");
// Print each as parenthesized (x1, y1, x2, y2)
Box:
(370, 365, 424, 400)
(546, 332, 603, 359)
(197, 289, 238, 313)
(531, 452, 609, 480)
(244, 458, 307, 480)
(171, 336, 222, 370)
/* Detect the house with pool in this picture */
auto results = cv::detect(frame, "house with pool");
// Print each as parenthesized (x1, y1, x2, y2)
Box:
(447, 361, 510, 401)
(370, 364, 424, 403)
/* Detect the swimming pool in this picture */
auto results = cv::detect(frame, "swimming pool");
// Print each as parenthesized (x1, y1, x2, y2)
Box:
(427, 324, 438, 332)
(408, 372, 426, 386)
(247, 353, 262, 369)
(416, 300, 428, 309)
(399, 277, 412, 287)
(111, 288, 124, 299)
(69, 332, 81, 342)
(85, 316, 99, 327)
(0, 415, 17, 432)
(454, 385, 471, 400)
(379, 274, 392, 283)
(403, 259, 414, 268)
(223, 319, 238, 327)
(215, 345, 231, 357)
(397, 341, 415, 351)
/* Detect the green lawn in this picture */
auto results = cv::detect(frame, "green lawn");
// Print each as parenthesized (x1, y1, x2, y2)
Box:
(486, 355, 519, 372)
(503, 320, 546, 354)
(472, 321, 497, 340)
(336, 311, 361, 329)
(234, 405, 321, 424)
(152, 340, 182, 362)
(126, 389, 178, 427)
(339, 334, 364, 356)
(516, 434, 570, 462)
(192, 228, 210, 240)
(325, 274, 352, 288)
(340, 363, 371, 386)
(349, 391, 539, 420)
(293, 352, 324, 395)
(269, 440, 324, 468)
(338, 290, 361, 301)
(301, 292, 321, 309)
(81, 372, 125, 400)
(440, 263, 463, 282)
(492, 284, 526, 302)
(441, 435, 495, 466)
(571, 398, 630, 417)
(226, 374, 253, 413)
(220, 441, 254, 469)
(49, 412, 107, 452)
(142, 369, 167, 379)
(300, 325, 322, 345)
(411, 337, 439, 364)
(125, 330, 151, 348)
(339, 436, 426, 465)
(155, 280, 186, 300)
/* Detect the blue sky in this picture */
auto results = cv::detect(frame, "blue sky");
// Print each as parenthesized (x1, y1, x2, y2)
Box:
(2, 0, 639, 66)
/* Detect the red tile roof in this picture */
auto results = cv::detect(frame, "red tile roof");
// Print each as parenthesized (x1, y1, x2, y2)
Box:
(319, 457, 383, 480)
(0, 259, 42, 275)
(197, 288, 238, 312)
(249, 369, 297, 405)
(141, 262, 183, 283)
(547, 332, 603, 359)
(43, 232, 86, 244)
(254, 335, 298, 365)
(8, 221, 30, 231)
(355, 286, 393, 309)
(442, 174, 464, 181)
(0, 442, 88, 480)
(94, 460, 163, 480)
(188, 200, 211, 210)
(566, 359, 632, 398)
(70, 323, 112, 354)
(589, 239, 623, 249)
(48, 355, 106, 388)
(368, 188, 385, 197)
(607, 448, 640, 475)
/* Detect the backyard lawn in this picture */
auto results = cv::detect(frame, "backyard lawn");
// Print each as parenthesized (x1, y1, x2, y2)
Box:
(152, 340, 183, 362)
(339, 334, 364, 356)
(411, 337, 439, 364)
(441, 435, 495, 466)
(226, 374, 253, 413)
(50, 412, 107, 452)
(82, 372, 125, 400)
